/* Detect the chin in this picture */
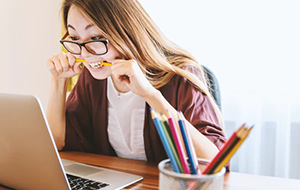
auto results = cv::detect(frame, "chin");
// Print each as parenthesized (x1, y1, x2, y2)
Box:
(91, 73, 109, 80)
(85, 65, 111, 80)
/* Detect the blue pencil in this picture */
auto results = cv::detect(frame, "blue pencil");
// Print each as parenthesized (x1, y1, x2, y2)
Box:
(178, 111, 199, 175)
(158, 113, 184, 173)
(150, 108, 180, 173)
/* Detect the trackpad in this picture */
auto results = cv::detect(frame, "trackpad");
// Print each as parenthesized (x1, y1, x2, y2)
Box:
(64, 163, 103, 176)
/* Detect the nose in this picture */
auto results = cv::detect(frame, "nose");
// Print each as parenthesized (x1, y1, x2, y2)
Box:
(80, 46, 93, 59)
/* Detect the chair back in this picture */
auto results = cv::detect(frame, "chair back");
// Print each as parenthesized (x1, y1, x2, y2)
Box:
(202, 66, 221, 110)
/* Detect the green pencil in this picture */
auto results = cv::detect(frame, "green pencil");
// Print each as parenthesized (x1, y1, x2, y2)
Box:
(157, 113, 183, 173)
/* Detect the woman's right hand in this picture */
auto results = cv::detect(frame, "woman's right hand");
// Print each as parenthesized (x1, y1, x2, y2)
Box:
(46, 52, 83, 80)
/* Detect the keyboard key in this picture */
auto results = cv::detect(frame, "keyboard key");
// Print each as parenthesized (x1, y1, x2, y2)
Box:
(79, 187, 94, 190)
(66, 174, 109, 190)
(99, 183, 109, 188)
(67, 174, 80, 180)
(87, 183, 102, 189)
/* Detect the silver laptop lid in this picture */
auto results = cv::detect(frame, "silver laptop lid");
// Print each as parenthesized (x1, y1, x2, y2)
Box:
(0, 93, 70, 190)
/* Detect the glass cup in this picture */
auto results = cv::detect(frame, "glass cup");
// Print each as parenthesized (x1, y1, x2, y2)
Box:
(158, 158, 226, 190)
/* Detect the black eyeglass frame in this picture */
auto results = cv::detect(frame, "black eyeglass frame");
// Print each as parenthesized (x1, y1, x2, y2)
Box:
(59, 32, 109, 55)
(60, 40, 109, 55)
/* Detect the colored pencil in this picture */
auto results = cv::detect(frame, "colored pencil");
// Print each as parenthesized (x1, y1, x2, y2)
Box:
(198, 125, 252, 190)
(75, 58, 112, 66)
(178, 111, 199, 175)
(201, 124, 246, 174)
(202, 124, 251, 175)
(165, 111, 190, 174)
(157, 113, 184, 173)
(150, 108, 180, 173)
(214, 126, 253, 173)
(160, 113, 175, 149)
(180, 112, 200, 174)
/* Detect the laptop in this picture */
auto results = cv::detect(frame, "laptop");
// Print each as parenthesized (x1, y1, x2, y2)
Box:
(0, 93, 143, 190)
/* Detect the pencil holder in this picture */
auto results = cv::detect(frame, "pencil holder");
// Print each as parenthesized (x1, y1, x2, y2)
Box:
(158, 158, 226, 190)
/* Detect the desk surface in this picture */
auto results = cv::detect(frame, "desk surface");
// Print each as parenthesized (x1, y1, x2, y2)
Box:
(1, 151, 300, 190)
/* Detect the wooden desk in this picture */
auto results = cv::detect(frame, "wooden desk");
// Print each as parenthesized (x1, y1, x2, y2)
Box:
(1, 151, 300, 190)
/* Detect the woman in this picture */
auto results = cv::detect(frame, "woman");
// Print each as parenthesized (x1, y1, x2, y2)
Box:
(46, 0, 227, 163)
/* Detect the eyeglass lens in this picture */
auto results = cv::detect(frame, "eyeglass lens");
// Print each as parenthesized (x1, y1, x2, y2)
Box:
(63, 41, 107, 55)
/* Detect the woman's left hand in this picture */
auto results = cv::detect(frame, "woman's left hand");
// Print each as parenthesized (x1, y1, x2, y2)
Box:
(111, 59, 157, 98)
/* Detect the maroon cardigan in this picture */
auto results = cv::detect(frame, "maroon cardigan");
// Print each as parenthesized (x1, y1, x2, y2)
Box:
(63, 68, 227, 163)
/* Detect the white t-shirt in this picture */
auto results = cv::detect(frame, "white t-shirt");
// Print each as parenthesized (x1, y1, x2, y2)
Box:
(107, 76, 147, 160)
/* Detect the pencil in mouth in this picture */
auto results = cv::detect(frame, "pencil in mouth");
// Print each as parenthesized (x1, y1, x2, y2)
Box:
(75, 58, 112, 67)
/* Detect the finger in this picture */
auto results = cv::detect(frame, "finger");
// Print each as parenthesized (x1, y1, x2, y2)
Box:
(111, 57, 126, 63)
(46, 59, 59, 76)
(66, 52, 76, 67)
(111, 71, 124, 83)
(58, 52, 70, 72)
(111, 59, 127, 69)
(51, 56, 63, 73)
(73, 62, 84, 75)
(111, 60, 131, 72)
(112, 66, 132, 84)
(119, 75, 130, 84)
(112, 70, 130, 83)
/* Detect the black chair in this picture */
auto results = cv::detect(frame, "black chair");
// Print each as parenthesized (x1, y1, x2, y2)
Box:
(202, 65, 221, 110)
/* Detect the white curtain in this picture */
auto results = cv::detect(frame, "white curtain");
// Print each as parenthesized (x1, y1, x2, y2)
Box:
(223, 92, 300, 179)
(140, 0, 300, 179)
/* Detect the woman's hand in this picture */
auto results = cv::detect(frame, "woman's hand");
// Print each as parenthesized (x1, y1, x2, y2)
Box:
(46, 52, 83, 80)
(111, 59, 157, 98)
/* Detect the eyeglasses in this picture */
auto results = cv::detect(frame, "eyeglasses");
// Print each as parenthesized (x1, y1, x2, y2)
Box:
(59, 32, 109, 55)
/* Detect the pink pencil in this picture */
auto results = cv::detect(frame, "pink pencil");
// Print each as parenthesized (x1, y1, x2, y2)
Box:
(165, 110, 190, 174)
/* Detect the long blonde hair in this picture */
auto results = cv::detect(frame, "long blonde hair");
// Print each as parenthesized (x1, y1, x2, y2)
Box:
(62, 0, 223, 127)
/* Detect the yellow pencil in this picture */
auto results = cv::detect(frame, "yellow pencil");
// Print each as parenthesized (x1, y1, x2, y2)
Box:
(198, 126, 252, 190)
(214, 126, 253, 173)
(75, 58, 112, 66)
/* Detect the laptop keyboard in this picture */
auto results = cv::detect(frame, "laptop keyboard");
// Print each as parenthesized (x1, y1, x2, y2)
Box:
(67, 174, 109, 190)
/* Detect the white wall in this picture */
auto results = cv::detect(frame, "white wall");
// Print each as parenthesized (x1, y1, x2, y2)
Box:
(0, 0, 62, 110)
(139, 0, 300, 97)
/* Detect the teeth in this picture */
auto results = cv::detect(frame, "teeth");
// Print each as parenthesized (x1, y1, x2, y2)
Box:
(89, 61, 103, 69)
